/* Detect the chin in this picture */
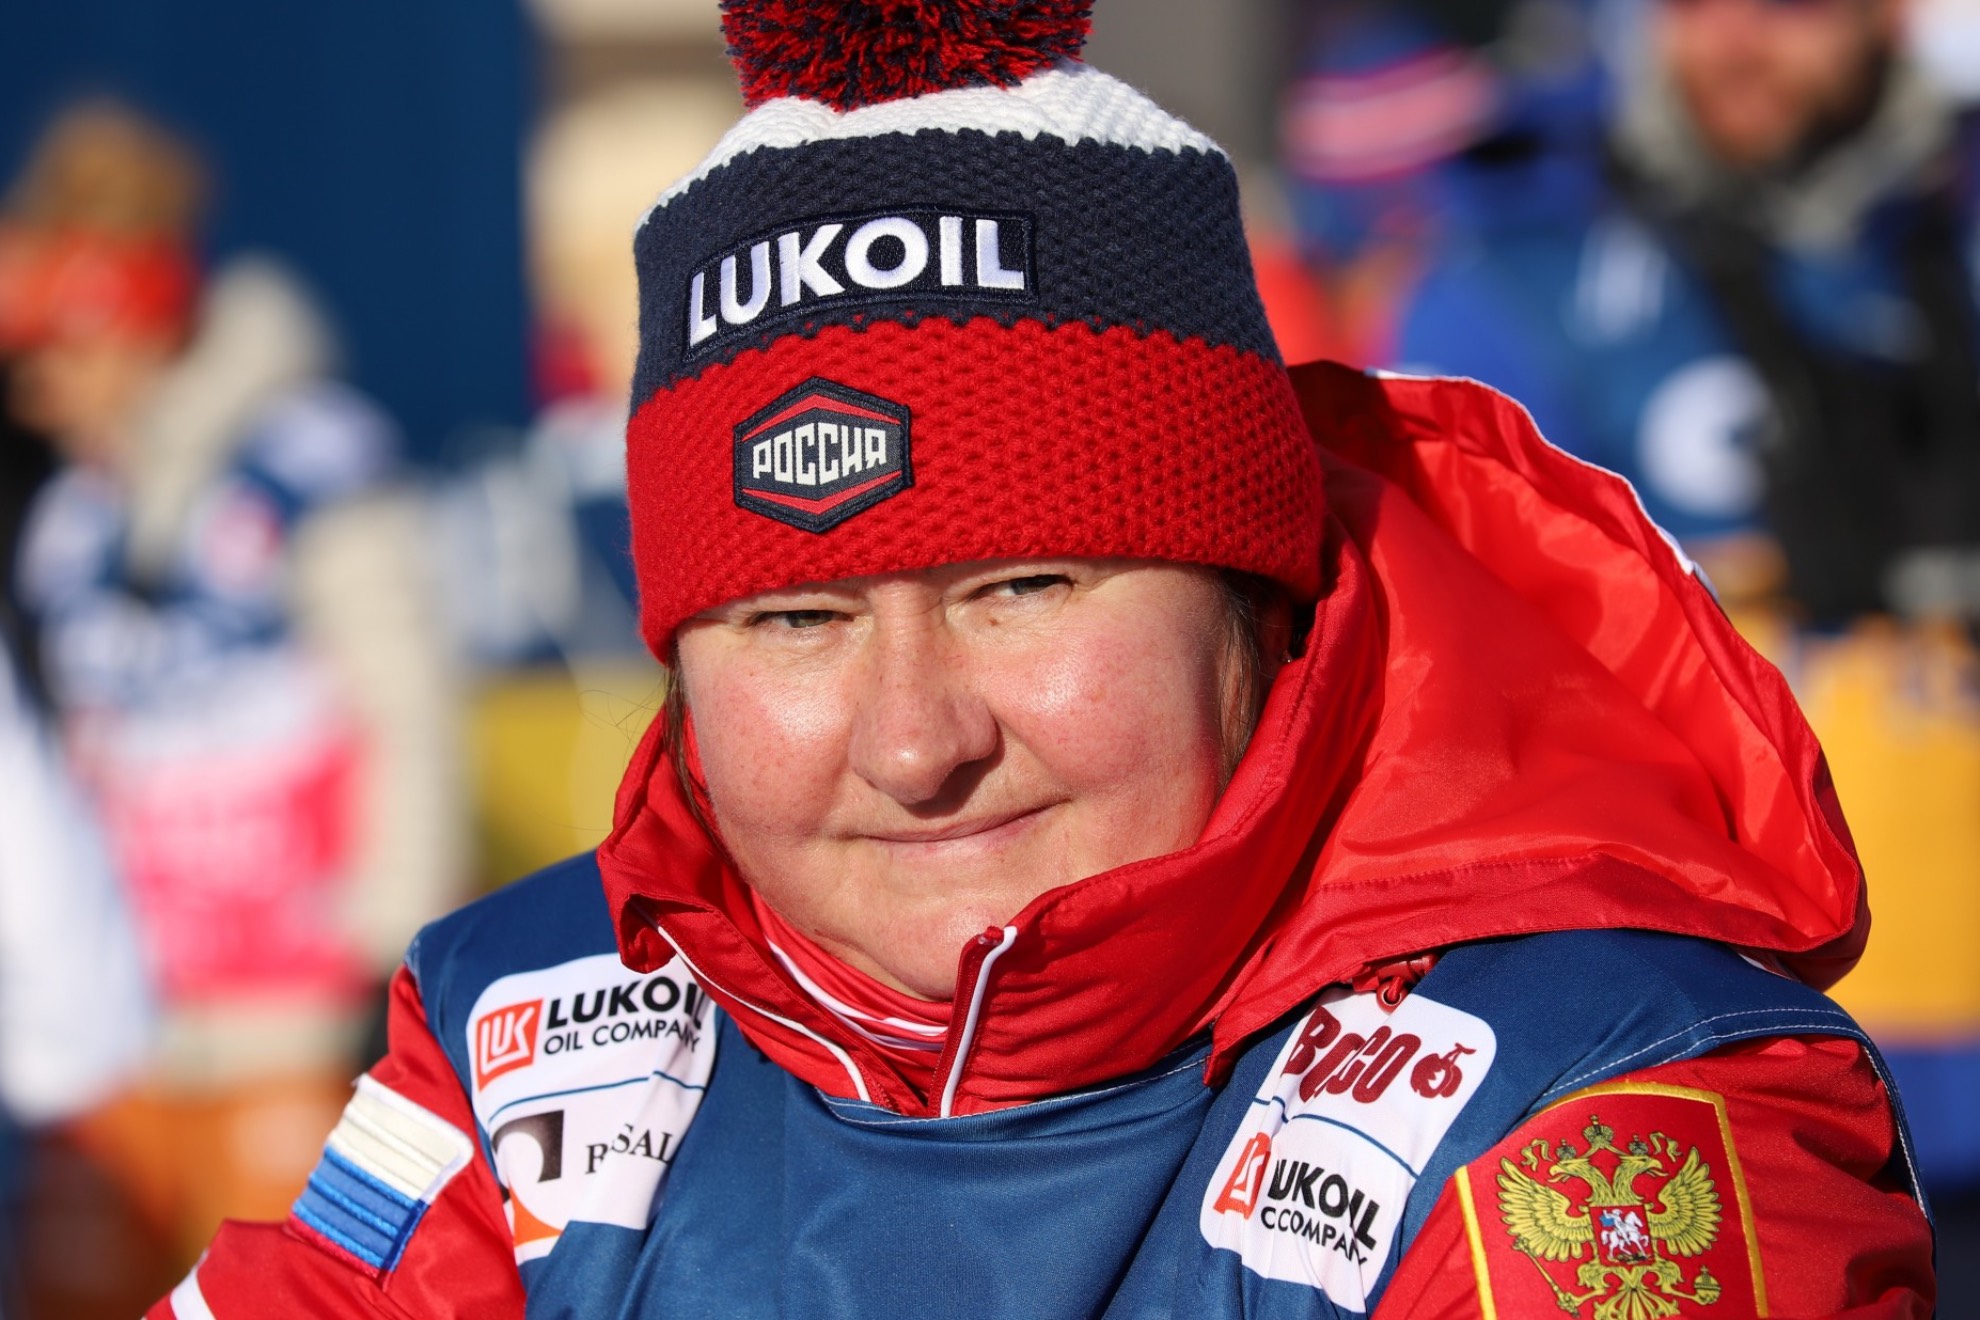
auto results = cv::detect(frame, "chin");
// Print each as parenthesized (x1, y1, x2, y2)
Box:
(837, 934, 960, 1001)
(887, 961, 962, 1003)
(1694, 96, 1800, 168)
(878, 898, 1035, 1002)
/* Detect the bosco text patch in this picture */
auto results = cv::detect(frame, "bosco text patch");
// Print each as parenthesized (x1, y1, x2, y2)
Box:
(733, 378, 912, 532)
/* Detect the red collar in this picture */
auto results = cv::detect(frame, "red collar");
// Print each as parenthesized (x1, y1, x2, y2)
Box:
(751, 889, 950, 1091)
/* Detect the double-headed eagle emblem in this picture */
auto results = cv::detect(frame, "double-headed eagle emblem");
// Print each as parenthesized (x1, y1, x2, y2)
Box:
(1497, 1113, 1724, 1319)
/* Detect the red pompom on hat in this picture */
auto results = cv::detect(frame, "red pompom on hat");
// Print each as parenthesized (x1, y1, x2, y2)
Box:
(722, 0, 1095, 111)
(625, 0, 1323, 653)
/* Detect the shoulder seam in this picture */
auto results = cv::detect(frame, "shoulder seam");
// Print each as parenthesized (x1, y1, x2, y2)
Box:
(1538, 1011, 1862, 1107)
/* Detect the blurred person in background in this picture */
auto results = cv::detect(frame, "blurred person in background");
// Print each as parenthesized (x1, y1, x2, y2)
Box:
(426, 82, 737, 889)
(1278, 1, 1505, 365)
(435, 82, 739, 673)
(0, 102, 465, 1314)
(1276, 0, 1618, 365)
(1392, 0, 1980, 1191)
(1397, 0, 1979, 616)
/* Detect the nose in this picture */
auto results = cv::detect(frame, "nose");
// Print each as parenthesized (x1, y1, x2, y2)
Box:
(846, 612, 999, 808)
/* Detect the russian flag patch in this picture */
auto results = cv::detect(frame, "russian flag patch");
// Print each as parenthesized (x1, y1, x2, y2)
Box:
(290, 1075, 474, 1275)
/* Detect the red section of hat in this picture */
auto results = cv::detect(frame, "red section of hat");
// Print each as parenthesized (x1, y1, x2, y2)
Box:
(720, 0, 1095, 111)
(626, 317, 1324, 653)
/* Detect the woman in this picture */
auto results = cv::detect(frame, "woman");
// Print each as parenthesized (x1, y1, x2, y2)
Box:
(159, 3, 1932, 1316)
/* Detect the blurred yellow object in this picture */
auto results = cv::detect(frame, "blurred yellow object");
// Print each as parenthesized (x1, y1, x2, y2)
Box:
(1749, 615, 1980, 1038)
(469, 661, 666, 891)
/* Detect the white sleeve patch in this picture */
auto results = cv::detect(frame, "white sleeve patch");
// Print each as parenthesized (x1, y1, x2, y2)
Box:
(329, 1075, 476, 1204)
(1199, 986, 1496, 1307)
(289, 1077, 479, 1274)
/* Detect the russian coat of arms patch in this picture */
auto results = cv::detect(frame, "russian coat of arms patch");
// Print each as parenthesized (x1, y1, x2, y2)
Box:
(1455, 1084, 1764, 1319)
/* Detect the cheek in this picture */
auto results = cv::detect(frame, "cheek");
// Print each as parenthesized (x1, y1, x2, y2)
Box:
(1778, 20, 1867, 98)
(683, 657, 851, 841)
(995, 614, 1227, 805)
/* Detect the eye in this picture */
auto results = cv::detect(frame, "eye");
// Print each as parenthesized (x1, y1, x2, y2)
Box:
(750, 609, 841, 630)
(985, 574, 1070, 598)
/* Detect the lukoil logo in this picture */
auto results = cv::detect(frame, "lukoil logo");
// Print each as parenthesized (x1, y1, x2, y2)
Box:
(1212, 1142, 1383, 1263)
(1253, 1157, 1384, 1264)
(1212, 1133, 1273, 1217)
(685, 209, 1033, 357)
(733, 378, 911, 533)
(474, 1000, 543, 1088)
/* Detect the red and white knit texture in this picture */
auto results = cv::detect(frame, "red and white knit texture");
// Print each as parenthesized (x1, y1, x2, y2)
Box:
(645, 64, 1223, 216)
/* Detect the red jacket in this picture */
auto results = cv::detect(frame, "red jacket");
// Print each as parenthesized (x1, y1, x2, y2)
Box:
(153, 364, 1931, 1317)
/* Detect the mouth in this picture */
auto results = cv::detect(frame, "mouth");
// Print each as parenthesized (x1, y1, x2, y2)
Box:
(861, 804, 1053, 847)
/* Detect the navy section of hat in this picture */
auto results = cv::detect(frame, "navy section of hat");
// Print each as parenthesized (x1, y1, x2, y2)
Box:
(633, 130, 1278, 407)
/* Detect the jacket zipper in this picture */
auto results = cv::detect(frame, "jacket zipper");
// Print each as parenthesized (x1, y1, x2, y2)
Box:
(934, 925, 1018, 1118)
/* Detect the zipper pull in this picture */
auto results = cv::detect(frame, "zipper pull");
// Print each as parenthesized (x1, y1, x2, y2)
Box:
(1351, 953, 1438, 1011)
(934, 925, 1019, 1117)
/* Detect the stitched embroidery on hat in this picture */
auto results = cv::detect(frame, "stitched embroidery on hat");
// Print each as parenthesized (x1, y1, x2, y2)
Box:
(732, 377, 913, 532)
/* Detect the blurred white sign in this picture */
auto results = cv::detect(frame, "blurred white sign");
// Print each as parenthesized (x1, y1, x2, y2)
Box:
(1913, 0, 1980, 102)
(528, 0, 722, 42)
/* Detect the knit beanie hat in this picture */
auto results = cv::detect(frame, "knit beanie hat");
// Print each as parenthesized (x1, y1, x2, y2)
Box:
(628, 0, 1325, 652)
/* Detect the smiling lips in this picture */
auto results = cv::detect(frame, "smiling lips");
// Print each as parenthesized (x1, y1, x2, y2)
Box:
(861, 805, 1053, 846)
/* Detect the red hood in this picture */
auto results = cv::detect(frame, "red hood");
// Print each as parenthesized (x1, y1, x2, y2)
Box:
(597, 362, 1867, 1116)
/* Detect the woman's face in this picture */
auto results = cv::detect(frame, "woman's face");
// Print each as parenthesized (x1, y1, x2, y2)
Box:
(676, 558, 1242, 1000)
